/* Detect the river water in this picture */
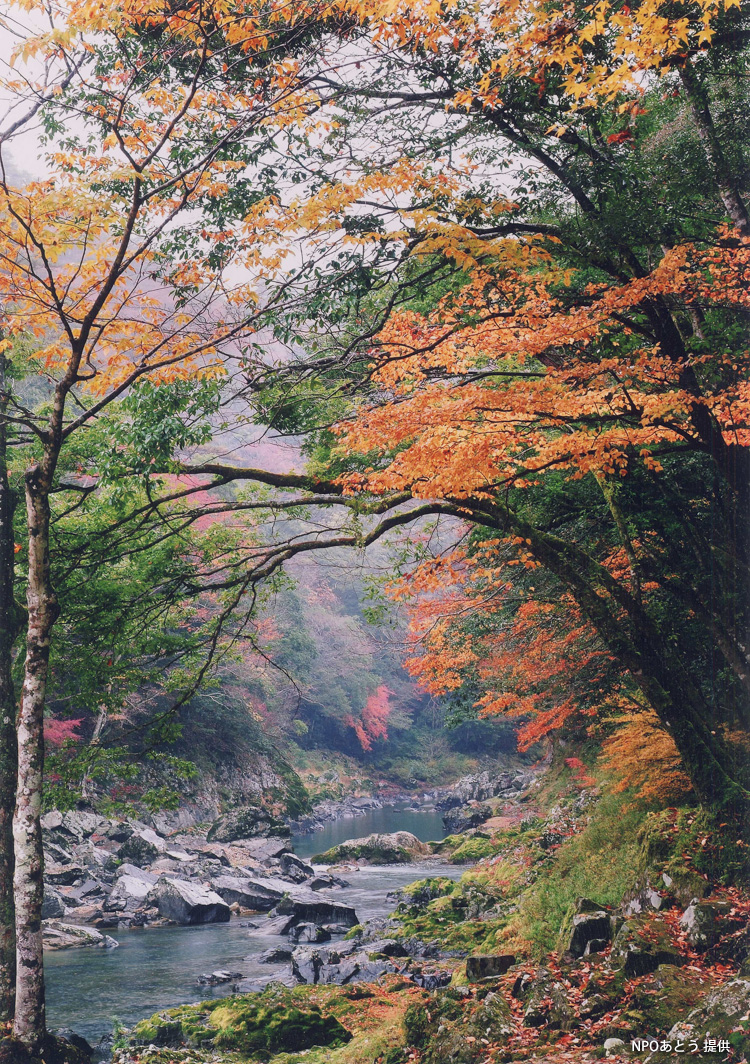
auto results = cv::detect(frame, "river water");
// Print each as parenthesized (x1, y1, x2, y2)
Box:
(45, 806, 456, 1056)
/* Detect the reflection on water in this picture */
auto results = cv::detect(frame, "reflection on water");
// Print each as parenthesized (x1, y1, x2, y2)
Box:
(291, 804, 447, 859)
(45, 806, 459, 1058)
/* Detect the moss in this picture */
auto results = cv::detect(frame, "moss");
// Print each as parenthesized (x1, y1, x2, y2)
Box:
(130, 989, 351, 1059)
(448, 836, 501, 863)
(313, 841, 411, 864)
(638, 809, 750, 889)
(505, 789, 648, 958)
(628, 965, 712, 1034)
(213, 1000, 350, 1055)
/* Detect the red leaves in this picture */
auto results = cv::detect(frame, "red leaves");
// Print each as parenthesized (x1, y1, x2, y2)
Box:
(43, 717, 84, 748)
(607, 129, 634, 144)
(347, 684, 393, 751)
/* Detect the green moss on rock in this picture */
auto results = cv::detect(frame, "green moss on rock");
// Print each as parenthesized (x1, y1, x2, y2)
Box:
(130, 989, 351, 1059)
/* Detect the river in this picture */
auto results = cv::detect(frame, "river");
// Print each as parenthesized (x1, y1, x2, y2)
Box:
(45, 805, 456, 1057)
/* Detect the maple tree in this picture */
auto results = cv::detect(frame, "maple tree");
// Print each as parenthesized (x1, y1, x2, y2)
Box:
(228, 0, 750, 813)
(0, 0, 361, 1046)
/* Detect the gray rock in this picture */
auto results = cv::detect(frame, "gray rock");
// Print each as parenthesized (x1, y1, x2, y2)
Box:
(210, 874, 286, 911)
(523, 968, 575, 1030)
(611, 915, 684, 976)
(568, 909, 612, 957)
(465, 955, 516, 981)
(289, 922, 331, 944)
(117, 830, 164, 867)
(259, 945, 294, 964)
(291, 945, 395, 986)
(62, 810, 108, 839)
(309, 874, 336, 891)
(667, 978, 750, 1044)
(43, 921, 118, 950)
(259, 914, 297, 935)
(622, 880, 671, 917)
(45, 863, 86, 886)
(442, 803, 492, 834)
(105, 870, 157, 912)
(313, 831, 430, 866)
(275, 887, 358, 928)
(231, 837, 291, 863)
(207, 806, 290, 843)
(280, 852, 315, 882)
(42, 886, 68, 920)
(145, 877, 230, 925)
(604, 1037, 626, 1054)
(679, 898, 745, 950)
(197, 970, 243, 986)
(41, 810, 65, 831)
(43, 842, 76, 866)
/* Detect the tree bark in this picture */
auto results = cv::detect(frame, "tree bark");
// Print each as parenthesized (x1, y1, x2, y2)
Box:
(0, 345, 17, 1023)
(678, 59, 750, 237)
(12, 466, 58, 1048)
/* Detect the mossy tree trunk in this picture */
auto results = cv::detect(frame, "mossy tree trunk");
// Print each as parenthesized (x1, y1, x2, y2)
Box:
(0, 345, 17, 1023)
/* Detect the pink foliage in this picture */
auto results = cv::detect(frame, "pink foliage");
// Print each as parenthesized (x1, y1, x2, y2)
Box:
(347, 685, 393, 751)
(44, 717, 84, 748)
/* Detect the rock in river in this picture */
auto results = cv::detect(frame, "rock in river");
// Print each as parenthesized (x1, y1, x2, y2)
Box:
(145, 877, 230, 925)
(313, 830, 430, 865)
(43, 922, 118, 951)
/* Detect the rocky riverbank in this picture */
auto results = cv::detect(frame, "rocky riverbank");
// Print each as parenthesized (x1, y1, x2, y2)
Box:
(39, 768, 535, 947)
(104, 754, 750, 1064)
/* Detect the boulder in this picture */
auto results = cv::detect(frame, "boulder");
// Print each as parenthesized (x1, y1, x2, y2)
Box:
(196, 970, 243, 986)
(42, 887, 68, 920)
(610, 915, 684, 977)
(43, 922, 118, 951)
(274, 888, 358, 928)
(679, 898, 746, 950)
(116, 829, 164, 867)
(45, 863, 86, 886)
(62, 810, 108, 839)
(290, 945, 396, 986)
(667, 977, 750, 1046)
(43, 842, 76, 867)
(523, 968, 575, 1030)
(210, 874, 286, 911)
(207, 806, 290, 843)
(567, 903, 612, 958)
(104, 870, 158, 912)
(308, 874, 337, 891)
(622, 879, 671, 917)
(289, 923, 331, 944)
(442, 803, 492, 834)
(660, 868, 711, 907)
(279, 853, 315, 883)
(465, 954, 516, 981)
(259, 945, 294, 964)
(232, 837, 291, 863)
(261, 914, 297, 935)
(313, 831, 430, 865)
(145, 877, 230, 925)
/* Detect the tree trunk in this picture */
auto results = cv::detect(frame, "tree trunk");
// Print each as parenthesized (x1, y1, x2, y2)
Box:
(467, 498, 750, 813)
(678, 60, 750, 237)
(0, 345, 17, 1023)
(12, 467, 58, 1048)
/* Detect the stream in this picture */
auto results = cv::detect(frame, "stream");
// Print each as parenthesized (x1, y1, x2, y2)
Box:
(45, 805, 457, 1056)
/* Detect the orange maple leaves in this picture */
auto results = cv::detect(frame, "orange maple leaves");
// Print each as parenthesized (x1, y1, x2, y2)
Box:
(336, 233, 750, 506)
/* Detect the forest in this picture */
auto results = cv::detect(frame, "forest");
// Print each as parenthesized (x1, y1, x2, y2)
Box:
(0, 0, 748, 1060)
